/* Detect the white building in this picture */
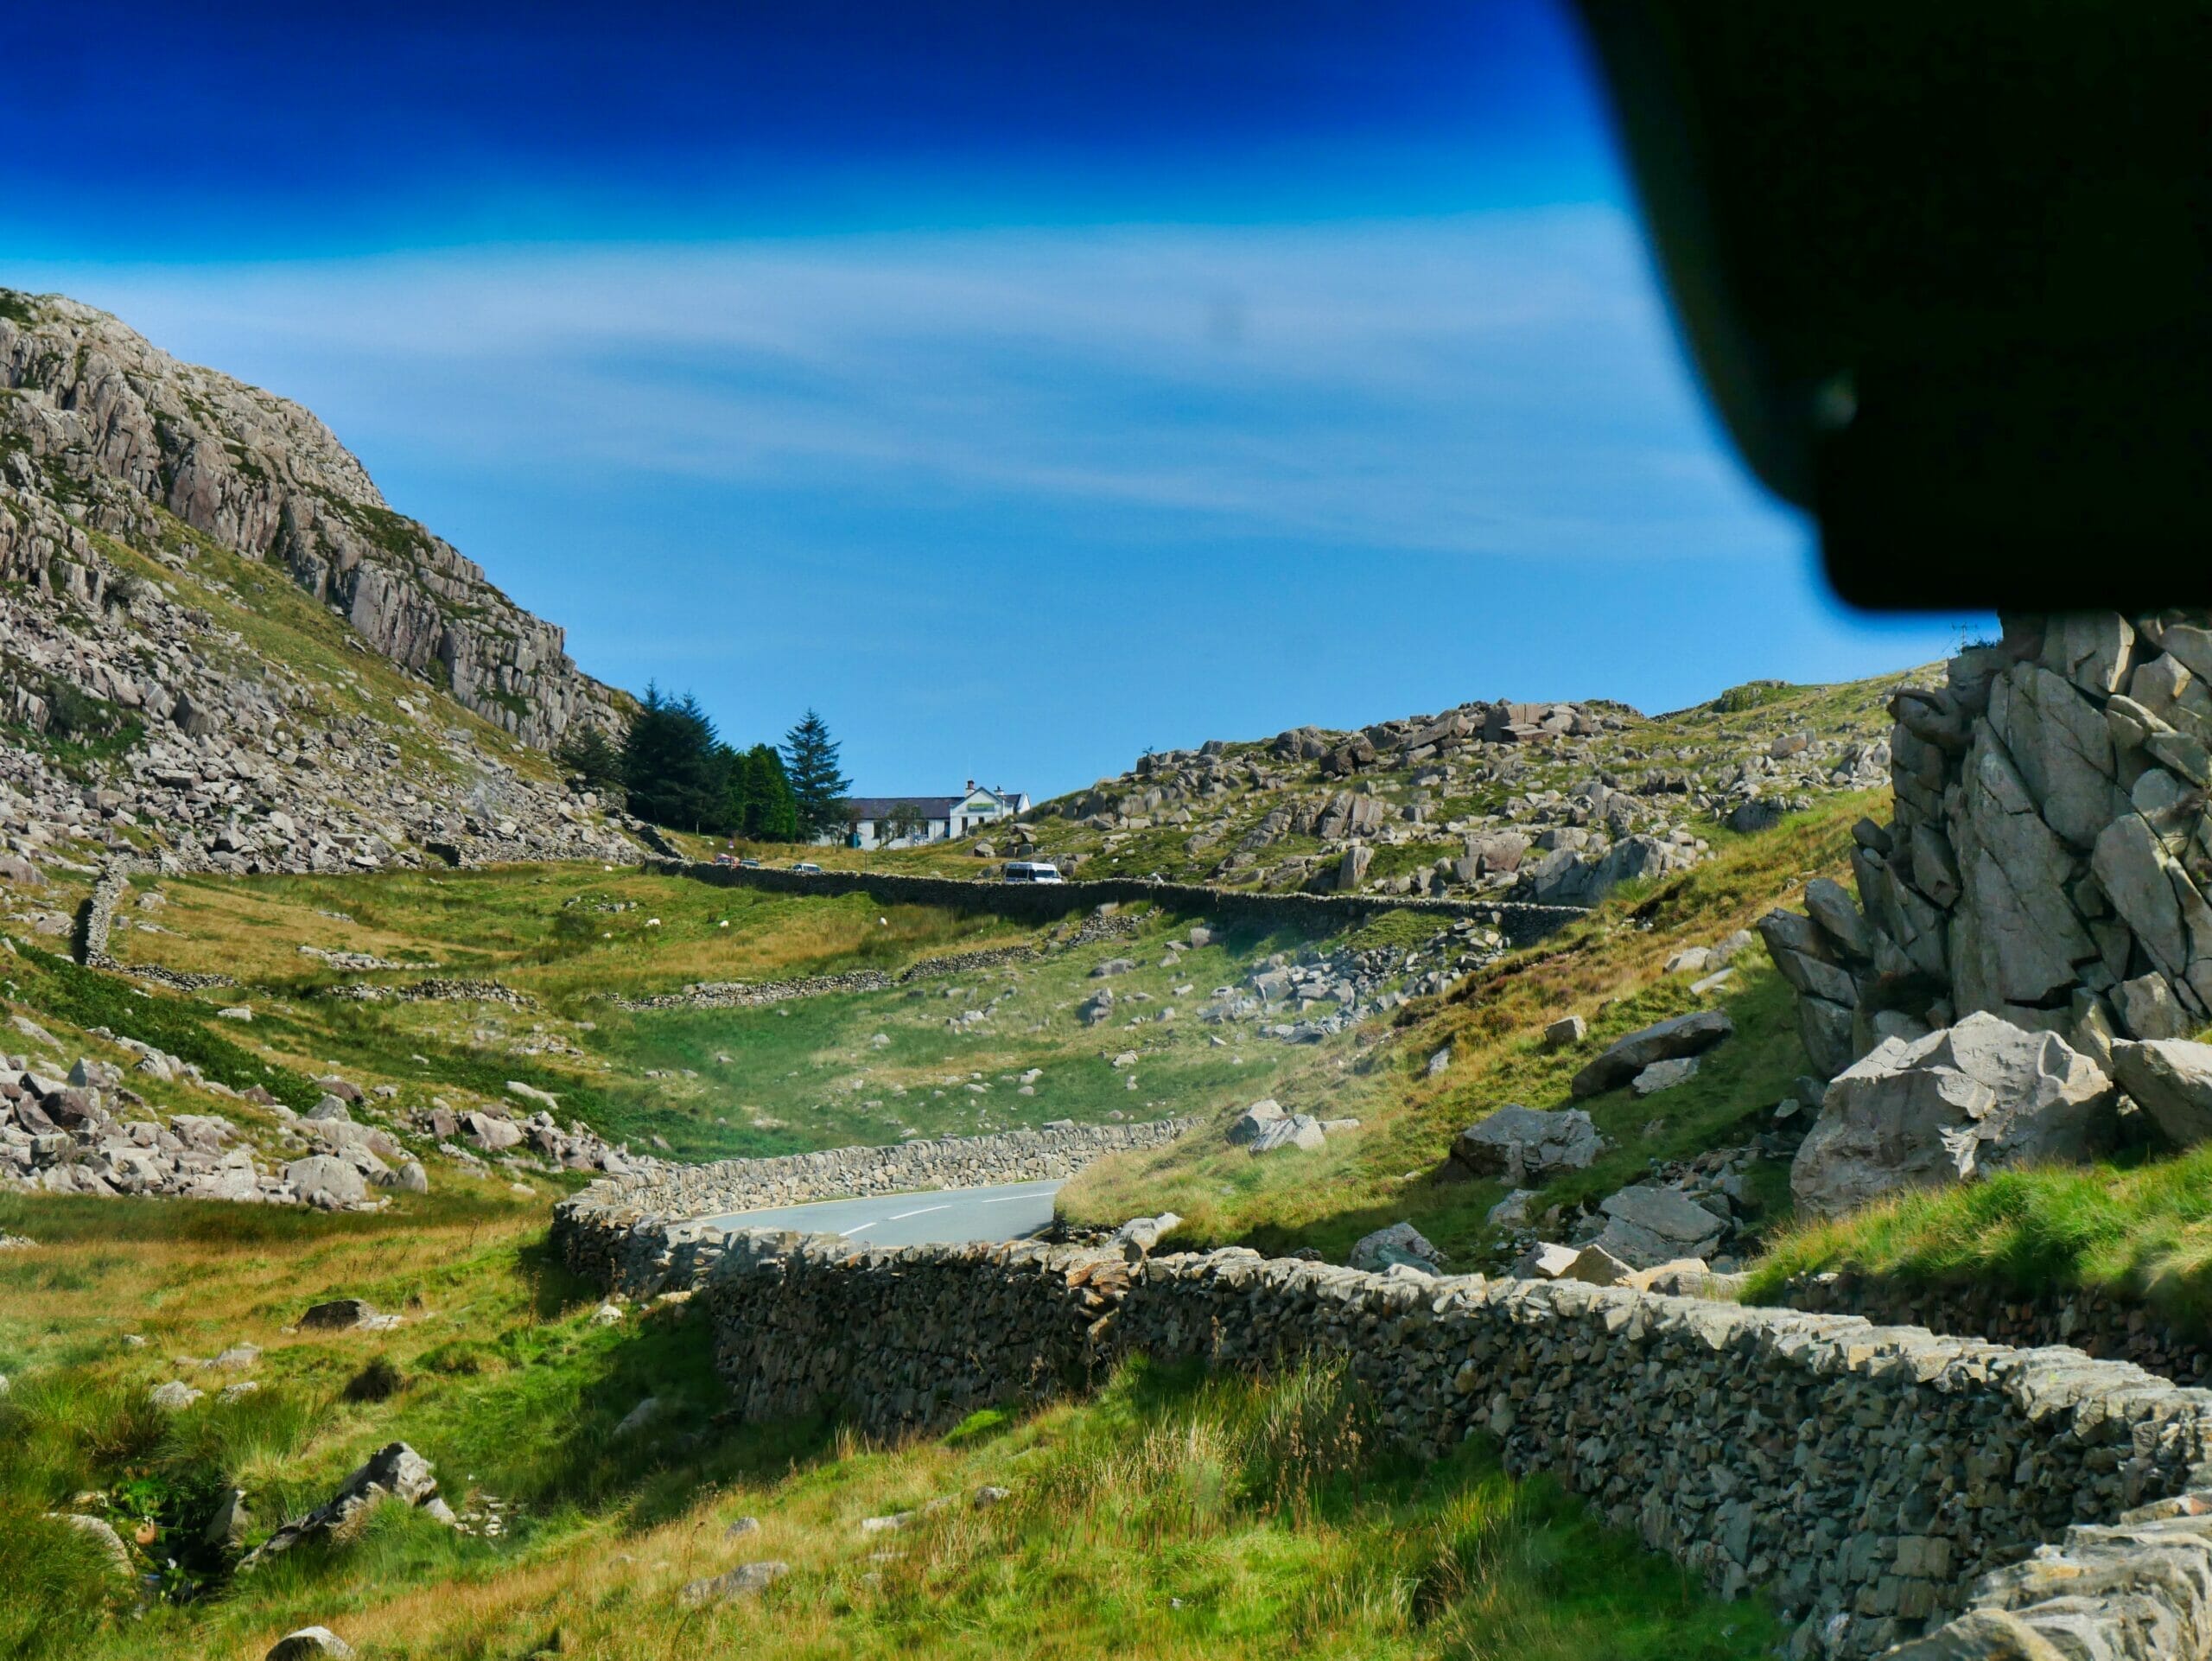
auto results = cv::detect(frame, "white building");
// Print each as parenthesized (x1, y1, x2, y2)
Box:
(835, 780, 1031, 850)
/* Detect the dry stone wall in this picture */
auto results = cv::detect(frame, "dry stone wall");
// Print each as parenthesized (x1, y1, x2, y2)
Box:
(1780, 1270, 2212, 1388)
(653, 859, 1586, 948)
(550, 1118, 1190, 1290)
(556, 1176, 2212, 1661)
(1762, 610, 2212, 1078)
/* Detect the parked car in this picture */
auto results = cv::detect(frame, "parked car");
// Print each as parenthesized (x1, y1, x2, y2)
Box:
(738, 857, 761, 869)
(1002, 860, 1065, 884)
(791, 861, 824, 874)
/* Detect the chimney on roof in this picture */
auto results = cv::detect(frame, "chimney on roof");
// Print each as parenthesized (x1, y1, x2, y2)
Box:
(966, 779, 975, 792)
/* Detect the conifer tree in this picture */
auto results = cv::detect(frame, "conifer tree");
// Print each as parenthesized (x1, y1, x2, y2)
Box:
(780, 709, 851, 840)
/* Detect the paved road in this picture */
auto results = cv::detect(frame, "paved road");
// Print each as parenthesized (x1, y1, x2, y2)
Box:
(701, 1178, 1065, 1247)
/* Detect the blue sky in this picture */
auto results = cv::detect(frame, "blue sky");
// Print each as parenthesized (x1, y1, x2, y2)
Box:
(4, 1, 1970, 797)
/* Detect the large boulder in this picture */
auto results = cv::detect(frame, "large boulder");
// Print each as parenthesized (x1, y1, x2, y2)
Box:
(1790, 1014, 2118, 1219)
(1225, 1099, 1286, 1144)
(1247, 1115, 1325, 1155)
(1449, 1104, 1601, 1184)
(2110, 1038, 2212, 1146)
(1570, 1011, 1734, 1098)
(1591, 1185, 1728, 1268)
(1347, 1222, 1443, 1276)
(283, 1155, 365, 1206)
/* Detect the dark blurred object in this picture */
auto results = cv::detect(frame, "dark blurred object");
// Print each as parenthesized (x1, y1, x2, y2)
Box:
(1573, 2, 2210, 608)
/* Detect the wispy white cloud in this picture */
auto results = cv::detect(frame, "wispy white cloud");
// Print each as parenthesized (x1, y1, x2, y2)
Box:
(20, 207, 1766, 561)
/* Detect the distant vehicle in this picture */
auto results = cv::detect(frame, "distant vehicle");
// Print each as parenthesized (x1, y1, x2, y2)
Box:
(791, 861, 824, 874)
(1002, 860, 1065, 885)
(711, 853, 734, 867)
(738, 857, 761, 869)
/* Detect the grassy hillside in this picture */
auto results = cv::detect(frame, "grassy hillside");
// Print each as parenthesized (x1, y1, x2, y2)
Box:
(92, 862, 1359, 1162)
(1060, 794, 1874, 1264)
(0, 1192, 1772, 1661)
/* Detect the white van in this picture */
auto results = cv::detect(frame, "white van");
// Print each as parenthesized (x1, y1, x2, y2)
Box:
(1002, 860, 1065, 884)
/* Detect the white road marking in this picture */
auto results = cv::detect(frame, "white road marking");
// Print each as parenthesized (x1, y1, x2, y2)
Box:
(886, 1205, 951, 1222)
(837, 1219, 883, 1237)
(978, 1193, 1044, 1205)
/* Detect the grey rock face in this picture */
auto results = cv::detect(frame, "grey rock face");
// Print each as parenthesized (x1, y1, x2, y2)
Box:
(1569, 1010, 1734, 1098)
(1449, 1104, 1602, 1183)
(1247, 1114, 1325, 1155)
(283, 1155, 366, 1206)
(1591, 1184, 1727, 1268)
(1763, 611, 2212, 1082)
(1792, 1014, 2118, 1219)
(245, 1441, 442, 1563)
(0, 296, 620, 749)
(2110, 1039, 2212, 1148)
(1347, 1222, 1442, 1275)
(1225, 1099, 1287, 1144)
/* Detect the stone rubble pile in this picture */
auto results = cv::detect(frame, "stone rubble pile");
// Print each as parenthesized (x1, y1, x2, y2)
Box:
(1198, 919, 1508, 1041)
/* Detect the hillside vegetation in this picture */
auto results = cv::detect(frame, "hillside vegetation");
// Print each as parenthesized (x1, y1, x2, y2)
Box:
(0, 1190, 1770, 1661)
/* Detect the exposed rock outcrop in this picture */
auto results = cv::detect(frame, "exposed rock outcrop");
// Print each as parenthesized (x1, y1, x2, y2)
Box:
(0, 292, 620, 748)
(1791, 1013, 2119, 1218)
(1763, 613, 2212, 1078)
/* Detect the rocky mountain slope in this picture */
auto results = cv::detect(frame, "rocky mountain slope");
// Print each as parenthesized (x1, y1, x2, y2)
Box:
(0, 290, 638, 874)
(1020, 675, 1919, 909)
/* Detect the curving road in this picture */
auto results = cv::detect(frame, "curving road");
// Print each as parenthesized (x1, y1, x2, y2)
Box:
(701, 1178, 1065, 1248)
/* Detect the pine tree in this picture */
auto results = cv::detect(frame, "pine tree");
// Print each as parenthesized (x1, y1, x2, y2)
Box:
(780, 709, 851, 840)
(554, 722, 626, 803)
(620, 684, 724, 832)
(746, 744, 801, 841)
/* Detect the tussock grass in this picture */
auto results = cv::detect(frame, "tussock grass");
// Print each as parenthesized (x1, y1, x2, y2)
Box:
(1742, 1150, 2212, 1333)
(0, 1192, 1770, 1661)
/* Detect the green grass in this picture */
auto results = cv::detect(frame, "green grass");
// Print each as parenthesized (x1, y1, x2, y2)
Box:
(1741, 1150, 2212, 1335)
(90, 861, 1357, 1161)
(0, 1190, 1773, 1661)
(1059, 797, 1872, 1264)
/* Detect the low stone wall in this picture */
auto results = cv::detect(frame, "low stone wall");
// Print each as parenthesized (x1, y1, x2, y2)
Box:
(611, 943, 1049, 1014)
(550, 1118, 1190, 1290)
(1780, 1269, 2212, 1387)
(555, 1161, 2212, 1660)
(648, 858, 1586, 949)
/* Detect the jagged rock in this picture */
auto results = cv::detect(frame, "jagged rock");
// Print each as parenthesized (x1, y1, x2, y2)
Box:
(1225, 1099, 1287, 1144)
(300, 1297, 381, 1331)
(1792, 1015, 2119, 1219)
(2110, 1039, 2212, 1147)
(149, 1379, 203, 1410)
(1511, 1241, 1580, 1280)
(1592, 1186, 1728, 1268)
(284, 1155, 366, 1206)
(2114, 972, 2193, 1041)
(245, 1442, 441, 1563)
(1450, 1104, 1601, 1183)
(53, 1513, 132, 1576)
(1543, 1015, 1586, 1048)
(1247, 1115, 1325, 1155)
(1630, 1056, 1700, 1096)
(1109, 1212, 1183, 1257)
(1560, 1243, 1637, 1286)
(1348, 1222, 1442, 1276)
(1570, 1011, 1734, 1098)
